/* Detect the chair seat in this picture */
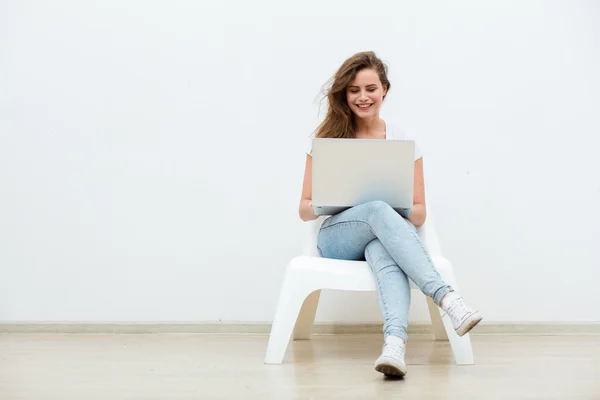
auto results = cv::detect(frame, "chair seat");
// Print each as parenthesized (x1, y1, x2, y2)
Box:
(289, 255, 452, 293)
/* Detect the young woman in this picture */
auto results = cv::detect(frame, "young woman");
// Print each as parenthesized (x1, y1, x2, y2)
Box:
(299, 51, 482, 377)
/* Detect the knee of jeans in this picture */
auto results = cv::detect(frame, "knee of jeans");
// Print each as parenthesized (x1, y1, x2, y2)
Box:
(363, 200, 392, 214)
(364, 239, 380, 260)
(362, 200, 394, 220)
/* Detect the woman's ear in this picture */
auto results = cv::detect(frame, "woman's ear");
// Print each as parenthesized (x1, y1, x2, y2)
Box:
(382, 85, 388, 99)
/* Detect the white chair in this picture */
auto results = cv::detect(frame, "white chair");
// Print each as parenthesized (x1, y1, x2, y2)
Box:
(264, 209, 475, 365)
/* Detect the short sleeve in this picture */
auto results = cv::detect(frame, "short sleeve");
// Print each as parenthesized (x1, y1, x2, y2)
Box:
(305, 134, 314, 155)
(386, 122, 423, 160)
(405, 131, 423, 160)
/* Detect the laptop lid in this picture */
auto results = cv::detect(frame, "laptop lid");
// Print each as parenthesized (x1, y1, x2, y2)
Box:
(311, 138, 415, 216)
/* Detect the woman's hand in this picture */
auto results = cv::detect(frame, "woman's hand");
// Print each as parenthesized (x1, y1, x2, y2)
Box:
(299, 199, 319, 222)
(408, 203, 426, 227)
(299, 154, 319, 222)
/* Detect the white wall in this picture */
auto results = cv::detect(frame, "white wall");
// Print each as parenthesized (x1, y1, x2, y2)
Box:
(1, 0, 599, 323)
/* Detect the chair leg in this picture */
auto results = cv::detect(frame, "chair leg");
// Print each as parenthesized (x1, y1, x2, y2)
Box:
(265, 264, 315, 364)
(293, 289, 321, 340)
(427, 291, 474, 364)
(426, 296, 448, 340)
(432, 257, 474, 365)
(441, 312, 475, 365)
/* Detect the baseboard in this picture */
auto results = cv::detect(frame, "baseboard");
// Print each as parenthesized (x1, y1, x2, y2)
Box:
(1, 321, 599, 335)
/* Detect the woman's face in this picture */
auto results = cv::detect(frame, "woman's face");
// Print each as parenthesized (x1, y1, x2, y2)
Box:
(346, 68, 387, 119)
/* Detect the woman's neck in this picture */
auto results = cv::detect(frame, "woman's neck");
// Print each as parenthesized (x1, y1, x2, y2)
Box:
(354, 116, 386, 139)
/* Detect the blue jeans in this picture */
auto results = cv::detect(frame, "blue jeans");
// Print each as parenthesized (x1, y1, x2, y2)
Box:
(317, 201, 453, 342)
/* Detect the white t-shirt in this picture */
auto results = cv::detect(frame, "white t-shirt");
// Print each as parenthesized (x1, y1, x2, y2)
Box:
(305, 121, 423, 160)
(305, 121, 423, 232)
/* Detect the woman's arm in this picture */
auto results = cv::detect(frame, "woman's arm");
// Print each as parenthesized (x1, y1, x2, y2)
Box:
(408, 157, 427, 227)
(299, 154, 319, 221)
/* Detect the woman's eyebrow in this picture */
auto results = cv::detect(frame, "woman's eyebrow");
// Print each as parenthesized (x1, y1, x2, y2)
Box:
(348, 84, 378, 88)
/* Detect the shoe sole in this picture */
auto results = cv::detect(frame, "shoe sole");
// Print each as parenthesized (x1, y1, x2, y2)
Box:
(375, 363, 407, 377)
(456, 311, 483, 337)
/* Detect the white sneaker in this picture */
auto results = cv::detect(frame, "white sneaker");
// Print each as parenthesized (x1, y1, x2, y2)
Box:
(374, 336, 407, 377)
(441, 292, 483, 336)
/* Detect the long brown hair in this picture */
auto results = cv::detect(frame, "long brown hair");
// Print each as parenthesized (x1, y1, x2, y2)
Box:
(314, 51, 391, 139)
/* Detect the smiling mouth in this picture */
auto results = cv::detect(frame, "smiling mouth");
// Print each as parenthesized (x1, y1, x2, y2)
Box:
(356, 103, 373, 110)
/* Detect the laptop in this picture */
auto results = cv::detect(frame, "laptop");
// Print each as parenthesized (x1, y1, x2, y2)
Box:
(311, 138, 415, 217)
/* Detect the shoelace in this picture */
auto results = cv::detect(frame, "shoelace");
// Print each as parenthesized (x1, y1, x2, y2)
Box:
(383, 342, 405, 359)
(446, 298, 468, 321)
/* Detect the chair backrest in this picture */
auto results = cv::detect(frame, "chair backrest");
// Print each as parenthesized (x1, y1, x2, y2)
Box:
(414, 209, 443, 258)
(301, 217, 325, 257)
(300, 207, 444, 259)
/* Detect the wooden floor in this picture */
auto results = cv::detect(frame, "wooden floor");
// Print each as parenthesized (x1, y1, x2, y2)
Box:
(1, 333, 599, 399)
